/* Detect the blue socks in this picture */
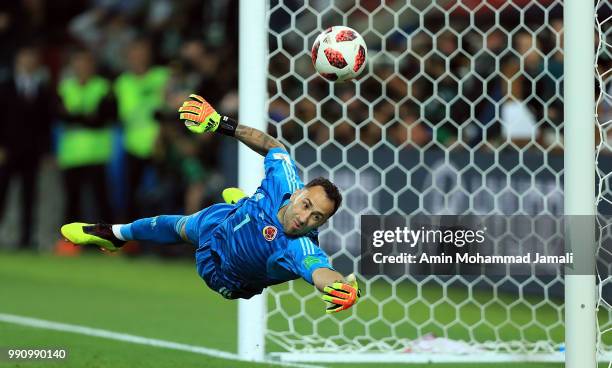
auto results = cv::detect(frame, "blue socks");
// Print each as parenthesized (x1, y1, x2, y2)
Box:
(116, 215, 186, 244)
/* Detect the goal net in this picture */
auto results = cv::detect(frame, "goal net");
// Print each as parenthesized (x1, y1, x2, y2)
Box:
(260, 0, 612, 363)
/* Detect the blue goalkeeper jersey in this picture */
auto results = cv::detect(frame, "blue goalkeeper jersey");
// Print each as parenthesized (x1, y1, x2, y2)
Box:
(193, 147, 333, 297)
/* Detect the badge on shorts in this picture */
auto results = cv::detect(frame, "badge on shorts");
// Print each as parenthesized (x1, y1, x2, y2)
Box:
(262, 226, 277, 241)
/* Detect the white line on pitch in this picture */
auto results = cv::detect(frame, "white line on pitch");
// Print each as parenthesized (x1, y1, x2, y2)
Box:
(0, 313, 324, 368)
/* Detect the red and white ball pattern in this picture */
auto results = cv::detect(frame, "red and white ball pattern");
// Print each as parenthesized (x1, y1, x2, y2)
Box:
(311, 26, 367, 82)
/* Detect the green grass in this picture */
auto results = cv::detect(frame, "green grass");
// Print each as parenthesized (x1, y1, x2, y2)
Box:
(0, 324, 260, 368)
(0, 251, 605, 367)
(0, 251, 236, 351)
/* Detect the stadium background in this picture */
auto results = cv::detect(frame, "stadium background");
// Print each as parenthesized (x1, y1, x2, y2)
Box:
(0, 0, 611, 367)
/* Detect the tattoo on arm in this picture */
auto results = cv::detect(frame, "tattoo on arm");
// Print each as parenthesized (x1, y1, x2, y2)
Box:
(234, 124, 286, 156)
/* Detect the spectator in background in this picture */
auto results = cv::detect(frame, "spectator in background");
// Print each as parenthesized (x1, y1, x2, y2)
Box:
(388, 106, 430, 148)
(56, 48, 115, 223)
(0, 3, 22, 83)
(514, 31, 541, 78)
(467, 28, 508, 146)
(16, 0, 48, 45)
(147, 1, 184, 63)
(114, 37, 169, 220)
(69, 6, 137, 77)
(361, 122, 382, 148)
(544, 19, 563, 86)
(505, 29, 563, 149)
(333, 121, 355, 146)
(0, 45, 56, 249)
(179, 39, 225, 106)
(199, 0, 238, 49)
(474, 29, 507, 79)
(373, 101, 394, 126)
(499, 54, 539, 147)
(513, 31, 555, 128)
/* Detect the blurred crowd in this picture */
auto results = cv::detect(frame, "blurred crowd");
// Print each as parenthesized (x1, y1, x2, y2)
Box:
(0, 0, 238, 250)
(0, 0, 610, 251)
(269, 1, 610, 155)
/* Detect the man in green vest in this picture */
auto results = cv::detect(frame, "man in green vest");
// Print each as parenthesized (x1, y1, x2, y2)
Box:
(57, 48, 115, 222)
(114, 37, 169, 220)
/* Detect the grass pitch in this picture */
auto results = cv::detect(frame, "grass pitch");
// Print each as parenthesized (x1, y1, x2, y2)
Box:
(0, 251, 602, 367)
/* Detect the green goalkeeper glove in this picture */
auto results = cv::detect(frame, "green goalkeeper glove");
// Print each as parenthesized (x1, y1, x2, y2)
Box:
(178, 94, 222, 134)
(321, 273, 361, 314)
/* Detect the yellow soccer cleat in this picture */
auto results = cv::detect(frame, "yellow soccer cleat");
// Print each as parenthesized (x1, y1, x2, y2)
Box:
(222, 187, 247, 205)
(60, 223, 125, 252)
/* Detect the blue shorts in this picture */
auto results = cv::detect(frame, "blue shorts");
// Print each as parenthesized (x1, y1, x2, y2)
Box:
(180, 203, 247, 299)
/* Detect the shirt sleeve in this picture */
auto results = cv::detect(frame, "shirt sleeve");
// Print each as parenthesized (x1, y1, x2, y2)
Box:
(259, 147, 303, 204)
(273, 237, 333, 285)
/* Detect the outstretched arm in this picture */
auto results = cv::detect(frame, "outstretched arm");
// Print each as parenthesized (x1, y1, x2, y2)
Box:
(234, 124, 286, 157)
(178, 94, 285, 157)
(312, 268, 361, 314)
(312, 268, 345, 292)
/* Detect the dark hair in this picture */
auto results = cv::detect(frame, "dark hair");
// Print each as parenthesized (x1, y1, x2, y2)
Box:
(304, 177, 343, 217)
(69, 46, 94, 61)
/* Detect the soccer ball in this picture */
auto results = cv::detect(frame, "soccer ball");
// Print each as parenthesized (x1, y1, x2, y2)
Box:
(311, 26, 367, 82)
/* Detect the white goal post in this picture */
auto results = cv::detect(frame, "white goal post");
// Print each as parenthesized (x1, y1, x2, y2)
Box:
(236, 0, 610, 364)
(563, 1, 596, 367)
(237, 0, 267, 362)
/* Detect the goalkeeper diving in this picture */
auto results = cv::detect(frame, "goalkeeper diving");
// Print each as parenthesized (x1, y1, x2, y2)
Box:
(61, 94, 360, 313)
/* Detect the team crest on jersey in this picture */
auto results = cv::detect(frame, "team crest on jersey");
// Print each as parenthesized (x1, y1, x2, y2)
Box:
(262, 226, 277, 241)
